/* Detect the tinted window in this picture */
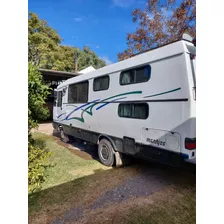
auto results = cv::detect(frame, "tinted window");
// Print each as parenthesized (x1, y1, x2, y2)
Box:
(118, 103, 149, 119)
(68, 81, 89, 103)
(120, 65, 151, 85)
(93, 75, 110, 91)
(53, 91, 57, 106)
(57, 91, 62, 107)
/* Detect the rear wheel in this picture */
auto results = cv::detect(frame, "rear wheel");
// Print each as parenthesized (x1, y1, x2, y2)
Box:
(98, 139, 115, 166)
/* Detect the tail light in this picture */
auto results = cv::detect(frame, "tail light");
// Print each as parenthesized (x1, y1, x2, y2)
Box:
(185, 138, 196, 150)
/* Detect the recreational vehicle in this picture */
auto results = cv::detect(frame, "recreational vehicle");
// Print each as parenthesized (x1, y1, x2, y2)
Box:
(53, 35, 196, 167)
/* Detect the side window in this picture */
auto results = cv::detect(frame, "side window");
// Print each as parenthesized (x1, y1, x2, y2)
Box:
(53, 90, 57, 106)
(118, 103, 149, 119)
(57, 91, 62, 107)
(68, 81, 89, 103)
(93, 75, 110, 91)
(120, 65, 151, 85)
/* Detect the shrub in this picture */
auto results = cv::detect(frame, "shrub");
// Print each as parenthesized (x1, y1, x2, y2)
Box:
(28, 62, 51, 133)
(28, 63, 52, 192)
(28, 142, 52, 193)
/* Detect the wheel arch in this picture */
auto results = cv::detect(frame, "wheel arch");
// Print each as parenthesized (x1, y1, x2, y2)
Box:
(97, 134, 117, 153)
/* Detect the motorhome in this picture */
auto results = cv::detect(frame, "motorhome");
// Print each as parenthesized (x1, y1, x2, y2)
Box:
(53, 35, 196, 167)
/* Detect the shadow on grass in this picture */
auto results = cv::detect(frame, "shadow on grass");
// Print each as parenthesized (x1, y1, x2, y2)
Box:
(29, 159, 195, 224)
(52, 130, 100, 161)
(52, 130, 196, 174)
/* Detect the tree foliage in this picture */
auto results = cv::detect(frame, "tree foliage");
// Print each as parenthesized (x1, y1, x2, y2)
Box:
(118, 0, 196, 61)
(28, 62, 51, 133)
(28, 12, 106, 71)
(28, 63, 52, 192)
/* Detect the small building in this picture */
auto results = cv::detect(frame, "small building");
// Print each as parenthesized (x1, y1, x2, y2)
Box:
(39, 66, 96, 119)
(39, 68, 79, 120)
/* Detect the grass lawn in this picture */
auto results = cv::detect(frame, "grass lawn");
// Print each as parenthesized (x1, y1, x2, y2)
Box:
(29, 132, 195, 224)
(33, 132, 111, 191)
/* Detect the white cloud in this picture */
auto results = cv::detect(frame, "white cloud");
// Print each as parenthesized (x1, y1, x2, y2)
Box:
(95, 45, 100, 49)
(74, 17, 83, 22)
(112, 0, 136, 8)
(100, 56, 113, 65)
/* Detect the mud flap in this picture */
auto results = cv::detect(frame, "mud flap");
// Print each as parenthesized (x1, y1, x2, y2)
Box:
(115, 151, 123, 167)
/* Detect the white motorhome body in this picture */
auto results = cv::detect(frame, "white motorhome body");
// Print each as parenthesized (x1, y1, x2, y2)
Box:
(53, 38, 196, 167)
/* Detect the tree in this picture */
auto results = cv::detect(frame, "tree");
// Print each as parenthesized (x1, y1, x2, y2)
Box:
(118, 0, 196, 61)
(28, 63, 52, 192)
(28, 12, 106, 71)
(28, 62, 51, 134)
(28, 12, 61, 67)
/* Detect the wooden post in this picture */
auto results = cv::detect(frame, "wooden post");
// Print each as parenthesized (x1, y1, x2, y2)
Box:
(74, 51, 78, 73)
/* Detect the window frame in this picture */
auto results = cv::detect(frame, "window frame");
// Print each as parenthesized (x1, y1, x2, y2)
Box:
(68, 80, 89, 104)
(119, 64, 151, 86)
(93, 75, 110, 92)
(118, 103, 149, 120)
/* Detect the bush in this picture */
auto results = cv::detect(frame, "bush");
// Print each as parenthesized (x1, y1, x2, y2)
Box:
(28, 63, 52, 192)
(28, 62, 51, 132)
(28, 142, 52, 193)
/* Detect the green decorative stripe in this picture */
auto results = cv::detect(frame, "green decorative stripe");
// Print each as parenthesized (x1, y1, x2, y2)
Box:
(83, 90, 142, 116)
(66, 117, 84, 123)
(143, 87, 181, 98)
(66, 90, 142, 123)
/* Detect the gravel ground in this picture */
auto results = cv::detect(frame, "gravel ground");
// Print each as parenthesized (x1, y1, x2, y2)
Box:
(51, 166, 195, 224)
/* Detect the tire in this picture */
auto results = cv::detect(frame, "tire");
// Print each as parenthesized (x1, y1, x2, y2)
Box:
(60, 129, 70, 143)
(98, 139, 115, 166)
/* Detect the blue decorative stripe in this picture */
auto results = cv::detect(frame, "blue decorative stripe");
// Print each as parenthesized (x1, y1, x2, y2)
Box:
(143, 87, 181, 98)
(66, 99, 100, 120)
(57, 113, 66, 119)
(96, 97, 127, 110)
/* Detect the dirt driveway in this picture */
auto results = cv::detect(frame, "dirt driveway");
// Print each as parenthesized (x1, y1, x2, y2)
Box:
(30, 123, 196, 224)
(34, 122, 54, 135)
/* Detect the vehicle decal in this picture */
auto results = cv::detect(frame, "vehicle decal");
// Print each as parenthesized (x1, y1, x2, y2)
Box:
(56, 91, 142, 123)
(96, 97, 127, 110)
(143, 87, 181, 98)
(57, 113, 66, 119)
(56, 88, 181, 122)
(65, 99, 100, 120)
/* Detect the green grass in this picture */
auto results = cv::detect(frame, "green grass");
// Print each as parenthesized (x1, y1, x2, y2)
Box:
(29, 133, 111, 215)
(32, 133, 110, 191)
(29, 133, 195, 224)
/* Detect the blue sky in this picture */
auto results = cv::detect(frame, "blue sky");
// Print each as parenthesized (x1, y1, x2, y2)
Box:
(28, 0, 147, 64)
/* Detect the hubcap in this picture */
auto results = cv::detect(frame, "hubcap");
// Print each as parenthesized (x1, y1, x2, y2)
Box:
(101, 145, 109, 160)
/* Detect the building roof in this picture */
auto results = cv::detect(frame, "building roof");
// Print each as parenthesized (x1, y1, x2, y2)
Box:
(38, 68, 79, 81)
(78, 66, 96, 74)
